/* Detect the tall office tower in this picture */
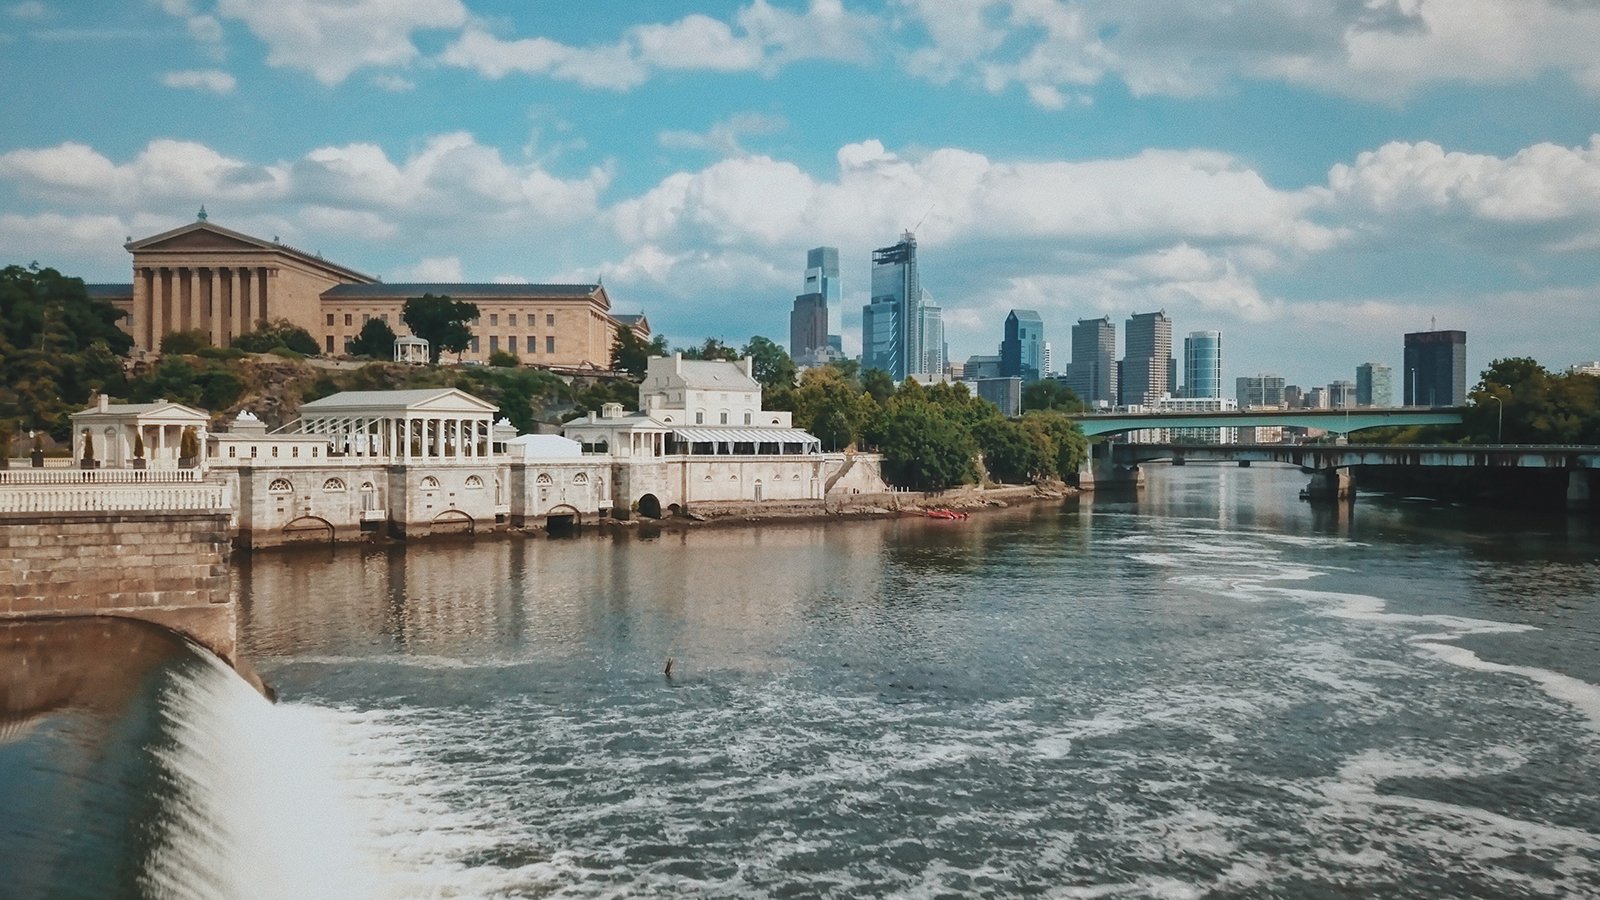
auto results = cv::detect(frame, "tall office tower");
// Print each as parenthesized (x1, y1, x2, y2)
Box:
(862, 232, 924, 380)
(1355, 362, 1392, 407)
(1235, 374, 1287, 408)
(1064, 316, 1117, 407)
(919, 301, 946, 377)
(1307, 386, 1330, 409)
(1182, 330, 1222, 399)
(1042, 342, 1053, 377)
(789, 292, 828, 363)
(1403, 329, 1467, 406)
(1000, 309, 1045, 383)
(803, 247, 842, 355)
(1283, 385, 1305, 409)
(1327, 380, 1356, 408)
(1120, 310, 1173, 406)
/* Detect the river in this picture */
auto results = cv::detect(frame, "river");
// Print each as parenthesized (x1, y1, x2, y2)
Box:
(4, 463, 1600, 897)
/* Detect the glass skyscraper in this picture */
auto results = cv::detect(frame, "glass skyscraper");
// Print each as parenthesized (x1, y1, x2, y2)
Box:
(803, 247, 841, 353)
(1356, 362, 1393, 407)
(1403, 330, 1467, 407)
(791, 247, 838, 364)
(1001, 309, 1045, 383)
(1064, 316, 1116, 407)
(862, 232, 929, 381)
(1182, 330, 1222, 399)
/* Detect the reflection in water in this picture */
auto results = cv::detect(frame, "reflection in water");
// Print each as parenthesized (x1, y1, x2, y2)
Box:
(9, 464, 1600, 896)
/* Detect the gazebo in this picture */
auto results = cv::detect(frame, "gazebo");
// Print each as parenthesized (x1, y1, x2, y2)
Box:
(394, 335, 429, 365)
(69, 395, 210, 467)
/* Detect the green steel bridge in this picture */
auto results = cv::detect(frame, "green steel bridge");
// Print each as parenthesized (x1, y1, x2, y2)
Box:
(1067, 406, 1465, 438)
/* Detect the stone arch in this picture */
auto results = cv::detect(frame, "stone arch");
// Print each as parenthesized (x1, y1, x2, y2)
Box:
(430, 509, 474, 535)
(268, 477, 293, 494)
(545, 503, 581, 534)
(637, 493, 662, 519)
(464, 474, 485, 489)
(573, 472, 589, 485)
(536, 472, 553, 485)
(420, 475, 441, 490)
(281, 515, 334, 544)
(322, 477, 346, 492)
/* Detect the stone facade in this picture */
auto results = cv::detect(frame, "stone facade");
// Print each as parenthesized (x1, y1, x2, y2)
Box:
(0, 510, 236, 661)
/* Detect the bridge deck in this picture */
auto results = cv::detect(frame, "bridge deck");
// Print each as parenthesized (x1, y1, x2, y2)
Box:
(1070, 408, 1464, 437)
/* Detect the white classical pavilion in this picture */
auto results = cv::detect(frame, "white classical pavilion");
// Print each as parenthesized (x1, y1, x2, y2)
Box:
(69, 396, 211, 467)
(292, 389, 505, 461)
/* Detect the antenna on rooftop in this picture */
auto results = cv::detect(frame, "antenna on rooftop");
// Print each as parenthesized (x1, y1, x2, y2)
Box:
(1430, 315, 1437, 331)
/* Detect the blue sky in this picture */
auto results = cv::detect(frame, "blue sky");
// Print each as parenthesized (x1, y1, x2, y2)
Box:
(3, 0, 1600, 388)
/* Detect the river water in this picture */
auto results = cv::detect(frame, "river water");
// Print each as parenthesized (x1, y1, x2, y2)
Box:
(5, 463, 1600, 897)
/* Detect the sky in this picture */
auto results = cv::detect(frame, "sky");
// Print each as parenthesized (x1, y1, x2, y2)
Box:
(2, 0, 1600, 389)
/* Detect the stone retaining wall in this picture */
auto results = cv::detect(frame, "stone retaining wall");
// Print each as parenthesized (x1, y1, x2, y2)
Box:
(0, 510, 236, 661)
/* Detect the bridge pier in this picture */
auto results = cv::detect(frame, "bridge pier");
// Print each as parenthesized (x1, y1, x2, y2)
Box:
(1076, 444, 1144, 491)
(1570, 469, 1593, 512)
(1305, 468, 1354, 503)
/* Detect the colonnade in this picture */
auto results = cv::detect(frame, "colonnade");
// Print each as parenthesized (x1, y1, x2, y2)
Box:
(300, 415, 497, 461)
(135, 265, 271, 350)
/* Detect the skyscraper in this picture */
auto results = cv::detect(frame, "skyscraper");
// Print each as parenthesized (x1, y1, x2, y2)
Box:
(1042, 342, 1053, 377)
(1327, 380, 1356, 409)
(919, 301, 946, 377)
(1355, 362, 1393, 407)
(791, 248, 836, 365)
(862, 232, 926, 381)
(1064, 316, 1116, 407)
(1236, 374, 1286, 408)
(1120, 310, 1173, 407)
(1000, 309, 1045, 383)
(1403, 329, 1467, 407)
(1182, 330, 1222, 399)
(803, 247, 842, 353)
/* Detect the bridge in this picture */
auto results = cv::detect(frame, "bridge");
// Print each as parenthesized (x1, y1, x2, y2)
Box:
(1067, 407, 1464, 438)
(1081, 441, 1599, 511)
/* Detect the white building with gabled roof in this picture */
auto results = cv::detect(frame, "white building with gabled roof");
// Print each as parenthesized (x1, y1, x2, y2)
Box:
(69, 395, 211, 467)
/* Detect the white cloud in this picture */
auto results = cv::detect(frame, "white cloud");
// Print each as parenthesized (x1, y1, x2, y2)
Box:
(440, 0, 878, 89)
(7, 1, 48, 21)
(658, 112, 788, 157)
(0, 212, 130, 272)
(161, 68, 237, 94)
(214, 0, 467, 85)
(897, 0, 1600, 107)
(392, 255, 463, 282)
(371, 73, 416, 92)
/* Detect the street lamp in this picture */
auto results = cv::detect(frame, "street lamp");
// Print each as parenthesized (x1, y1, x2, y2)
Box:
(1487, 394, 1503, 444)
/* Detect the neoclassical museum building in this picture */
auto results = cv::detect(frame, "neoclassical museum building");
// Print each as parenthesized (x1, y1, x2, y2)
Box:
(86, 213, 650, 369)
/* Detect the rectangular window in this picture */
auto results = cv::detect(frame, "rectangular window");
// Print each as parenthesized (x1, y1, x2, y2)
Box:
(489, 335, 499, 353)
(470, 337, 480, 353)
(228, 446, 236, 458)
(490, 314, 499, 326)
(325, 335, 334, 352)
(695, 412, 704, 424)
(363, 313, 370, 323)
(344, 314, 353, 326)
(528, 335, 536, 353)
(312, 447, 318, 457)
(380, 313, 388, 322)
(325, 313, 334, 326)
(744, 412, 752, 425)
(508, 336, 517, 353)
(508, 314, 517, 326)
(250, 446, 257, 458)
(545, 335, 555, 354)
(720, 412, 728, 424)
(546, 313, 555, 326)
(271, 446, 279, 458)
(292, 446, 300, 458)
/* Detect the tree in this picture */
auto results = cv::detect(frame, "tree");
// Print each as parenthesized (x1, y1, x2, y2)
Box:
(740, 335, 798, 390)
(160, 329, 210, 355)
(1021, 411, 1089, 478)
(232, 319, 319, 355)
(611, 324, 667, 378)
(565, 378, 640, 421)
(1022, 379, 1086, 414)
(861, 368, 896, 405)
(346, 317, 397, 359)
(973, 415, 1052, 483)
(679, 337, 739, 361)
(874, 399, 979, 491)
(488, 350, 520, 368)
(789, 366, 878, 451)
(402, 294, 479, 364)
(0, 264, 131, 437)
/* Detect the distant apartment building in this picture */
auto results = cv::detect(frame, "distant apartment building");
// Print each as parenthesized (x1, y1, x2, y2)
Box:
(1568, 361, 1600, 376)
(1042, 342, 1053, 377)
(1000, 309, 1045, 383)
(1063, 316, 1117, 407)
(1120, 310, 1173, 407)
(1306, 386, 1330, 409)
(1235, 373, 1286, 408)
(1403, 329, 1467, 407)
(976, 377, 1022, 417)
(1327, 380, 1356, 409)
(1182, 330, 1222, 399)
(963, 355, 1002, 381)
(1283, 385, 1305, 409)
(919, 301, 947, 378)
(1355, 362, 1393, 407)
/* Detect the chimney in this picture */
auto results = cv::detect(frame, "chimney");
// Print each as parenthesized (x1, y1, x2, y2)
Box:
(743, 356, 753, 378)
(673, 351, 682, 375)
(97, 394, 109, 412)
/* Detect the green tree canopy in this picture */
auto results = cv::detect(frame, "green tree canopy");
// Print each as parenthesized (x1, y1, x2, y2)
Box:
(789, 366, 878, 451)
(874, 398, 979, 492)
(232, 319, 319, 356)
(740, 335, 798, 390)
(679, 337, 739, 361)
(861, 368, 896, 405)
(402, 294, 479, 364)
(1469, 357, 1600, 444)
(1022, 379, 1086, 413)
(611, 324, 668, 378)
(160, 329, 210, 355)
(0, 264, 131, 435)
(346, 317, 397, 359)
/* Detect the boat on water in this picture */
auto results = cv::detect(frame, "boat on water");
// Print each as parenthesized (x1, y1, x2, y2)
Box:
(924, 508, 970, 520)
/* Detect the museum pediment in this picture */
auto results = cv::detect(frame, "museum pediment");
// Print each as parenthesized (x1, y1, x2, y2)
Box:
(127, 222, 275, 255)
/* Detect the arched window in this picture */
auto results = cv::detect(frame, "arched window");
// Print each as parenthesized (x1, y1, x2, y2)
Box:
(268, 478, 293, 494)
(420, 475, 440, 490)
(573, 472, 589, 485)
(464, 475, 484, 489)
(536, 473, 553, 485)
(322, 478, 346, 492)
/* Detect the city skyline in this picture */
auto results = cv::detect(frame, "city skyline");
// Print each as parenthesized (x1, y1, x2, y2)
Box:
(3, 2, 1599, 383)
